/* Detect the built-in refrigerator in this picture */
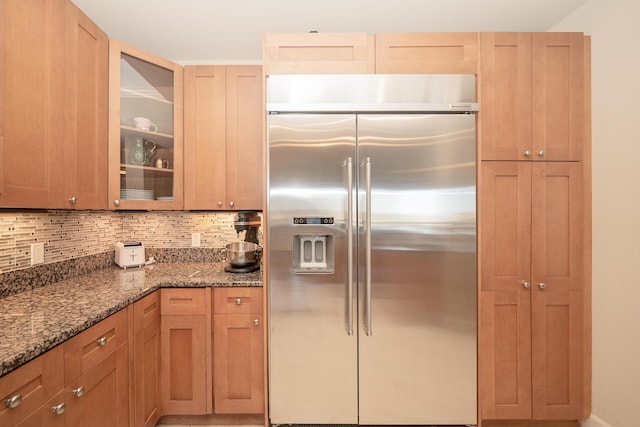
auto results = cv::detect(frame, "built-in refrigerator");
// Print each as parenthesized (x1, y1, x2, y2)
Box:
(267, 74, 478, 425)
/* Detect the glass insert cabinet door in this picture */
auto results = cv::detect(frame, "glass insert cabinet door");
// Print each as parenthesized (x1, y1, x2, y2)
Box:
(108, 39, 183, 209)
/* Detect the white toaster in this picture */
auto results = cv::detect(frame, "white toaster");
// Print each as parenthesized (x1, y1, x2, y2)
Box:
(115, 241, 146, 268)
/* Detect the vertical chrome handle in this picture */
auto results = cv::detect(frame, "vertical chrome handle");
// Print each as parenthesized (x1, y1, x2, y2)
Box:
(345, 157, 354, 336)
(363, 157, 372, 336)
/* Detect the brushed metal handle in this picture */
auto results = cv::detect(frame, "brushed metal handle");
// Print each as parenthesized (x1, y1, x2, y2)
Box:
(235, 298, 242, 305)
(114, 199, 121, 207)
(217, 201, 223, 207)
(362, 157, 372, 337)
(523, 150, 532, 157)
(5, 394, 22, 409)
(521, 280, 530, 289)
(68, 196, 77, 204)
(72, 386, 85, 397)
(254, 319, 259, 326)
(537, 150, 545, 157)
(51, 403, 65, 415)
(538, 282, 546, 289)
(229, 201, 235, 207)
(345, 157, 354, 336)
(96, 336, 107, 346)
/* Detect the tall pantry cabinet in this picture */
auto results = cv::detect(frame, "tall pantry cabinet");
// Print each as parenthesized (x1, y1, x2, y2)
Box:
(478, 32, 589, 422)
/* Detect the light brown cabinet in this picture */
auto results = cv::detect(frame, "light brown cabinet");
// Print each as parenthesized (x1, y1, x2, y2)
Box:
(479, 32, 584, 161)
(212, 288, 264, 414)
(108, 39, 184, 210)
(479, 161, 585, 420)
(184, 65, 263, 210)
(160, 288, 211, 415)
(0, 0, 107, 209)
(375, 32, 478, 73)
(263, 33, 374, 75)
(132, 292, 161, 427)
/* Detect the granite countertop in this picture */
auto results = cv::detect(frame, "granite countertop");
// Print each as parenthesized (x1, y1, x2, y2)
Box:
(0, 262, 262, 377)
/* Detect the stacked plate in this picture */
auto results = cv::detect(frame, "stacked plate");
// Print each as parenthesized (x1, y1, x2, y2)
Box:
(120, 189, 154, 200)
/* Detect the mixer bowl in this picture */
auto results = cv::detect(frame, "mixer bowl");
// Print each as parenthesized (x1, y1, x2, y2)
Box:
(225, 241, 262, 267)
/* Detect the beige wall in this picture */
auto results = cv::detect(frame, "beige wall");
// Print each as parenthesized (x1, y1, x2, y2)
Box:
(552, 1, 640, 426)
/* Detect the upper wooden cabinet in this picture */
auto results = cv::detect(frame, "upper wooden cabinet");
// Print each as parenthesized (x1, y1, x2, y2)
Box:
(375, 32, 478, 73)
(1, 0, 107, 209)
(264, 33, 374, 75)
(480, 32, 584, 161)
(108, 39, 184, 210)
(184, 65, 263, 210)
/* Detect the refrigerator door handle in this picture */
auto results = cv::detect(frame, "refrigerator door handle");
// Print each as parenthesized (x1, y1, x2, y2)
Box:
(362, 157, 373, 336)
(345, 157, 354, 336)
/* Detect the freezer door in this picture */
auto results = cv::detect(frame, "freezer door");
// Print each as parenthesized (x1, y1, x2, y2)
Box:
(267, 114, 358, 424)
(357, 114, 477, 424)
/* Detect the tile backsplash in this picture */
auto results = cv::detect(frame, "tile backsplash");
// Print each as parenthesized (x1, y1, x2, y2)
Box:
(0, 210, 256, 274)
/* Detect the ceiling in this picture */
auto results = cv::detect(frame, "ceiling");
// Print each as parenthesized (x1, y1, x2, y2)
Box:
(71, 0, 588, 64)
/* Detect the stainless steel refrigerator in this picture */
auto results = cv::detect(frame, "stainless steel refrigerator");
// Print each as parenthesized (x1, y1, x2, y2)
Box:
(266, 74, 477, 426)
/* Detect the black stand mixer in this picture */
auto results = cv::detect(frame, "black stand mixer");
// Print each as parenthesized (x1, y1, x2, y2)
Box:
(224, 211, 262, 273)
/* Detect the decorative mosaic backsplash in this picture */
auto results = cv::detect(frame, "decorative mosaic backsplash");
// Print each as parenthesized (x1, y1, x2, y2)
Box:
(0, 210, 260, 274)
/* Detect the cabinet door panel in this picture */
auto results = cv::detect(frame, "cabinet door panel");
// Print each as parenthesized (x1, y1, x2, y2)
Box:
(1, 0, 65, 208)
(225, 65, 264, 210)
(160, 314, 207, 415)
(480, 290, 531, 420)
(480, 162, 531, 291)
(213, 313, 264, 414)
(376, 32, 478, 73)
(532, 33, 583, 161)
(531, 162, 583, 292)
(65, 344, 129, 427)
(479, 33, 532, 160)
(531, 291, 583, 419)
(183, 65, 227, 210)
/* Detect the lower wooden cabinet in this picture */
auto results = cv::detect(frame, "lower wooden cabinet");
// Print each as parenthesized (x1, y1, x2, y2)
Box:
(132, 292, 161, 427)
(160, 288, 211, 415)
(212, 287, 264, 414)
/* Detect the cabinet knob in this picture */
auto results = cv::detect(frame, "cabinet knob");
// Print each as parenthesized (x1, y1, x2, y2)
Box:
(537, 150, 545, 157)
(521, 280, 530, 289)
(235, 298, 242, 305)
(114, 199, 121, 207)
(538, 282, 546, 289)
(96, 336, 107, 346)
(72, 386, 85, 397)
(51, 403, 65, 415)
(217, 201, 223, 207)
(523, 150, 532, 157)
(229, 201, 235, 207)
(4, 394, 22, 409)
(68, 196, 77, 204)
(254, 319, 259, 326)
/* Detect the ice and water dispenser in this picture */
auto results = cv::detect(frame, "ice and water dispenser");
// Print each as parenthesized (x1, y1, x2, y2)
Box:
(292, 217, 335, 274)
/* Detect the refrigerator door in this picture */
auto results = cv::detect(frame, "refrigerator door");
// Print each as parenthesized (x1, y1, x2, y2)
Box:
(267, 114, 358, 424)
(357, 114, 477, 425)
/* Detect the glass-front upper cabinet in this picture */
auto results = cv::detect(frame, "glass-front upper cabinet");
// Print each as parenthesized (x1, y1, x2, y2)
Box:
(108, 39, 183, 209)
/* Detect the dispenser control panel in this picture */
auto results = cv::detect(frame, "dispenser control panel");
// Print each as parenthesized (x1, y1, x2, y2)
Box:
(293, 217, 334, 225)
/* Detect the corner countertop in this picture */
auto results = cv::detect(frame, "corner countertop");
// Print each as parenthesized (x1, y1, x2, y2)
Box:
(0, 262, 262, 377)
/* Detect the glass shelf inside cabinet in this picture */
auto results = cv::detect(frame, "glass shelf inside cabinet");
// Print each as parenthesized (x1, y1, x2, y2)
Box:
(119, 53, 175, 202)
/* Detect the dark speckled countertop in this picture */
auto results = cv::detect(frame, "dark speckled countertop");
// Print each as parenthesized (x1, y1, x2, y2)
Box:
(0, 262, 262, 377)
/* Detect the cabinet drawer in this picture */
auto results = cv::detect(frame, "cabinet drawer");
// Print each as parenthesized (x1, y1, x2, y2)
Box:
(0, 346, 64, 426)
(161, 288, 206, 315)
(213, 288, 262, 314)
(63, 309, 127, 385)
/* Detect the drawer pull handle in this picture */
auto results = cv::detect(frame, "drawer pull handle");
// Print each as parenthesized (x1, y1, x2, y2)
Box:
(254, 319, 259, 326)
(96, 336, 107, 346)
(4, 394, 22, 409)
(521, 280, 530, 289)
(72, 386, 85, 397)
(523, 150, 532, 157)
(538, 282, 546, 289)
(51, 402, 65, 415)
(235, 298, 242, 305)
